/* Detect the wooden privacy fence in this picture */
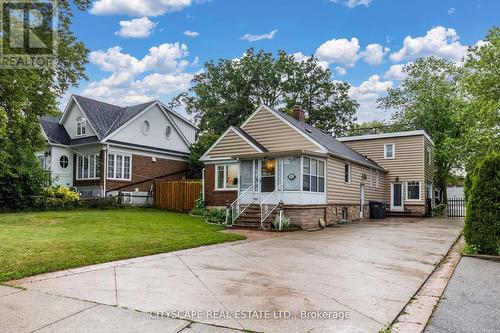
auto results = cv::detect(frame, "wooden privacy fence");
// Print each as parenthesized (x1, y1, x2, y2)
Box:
(155, 179, 201, 212)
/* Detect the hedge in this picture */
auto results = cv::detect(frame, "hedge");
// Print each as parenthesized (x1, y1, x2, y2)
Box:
(463, 152, 500, 254)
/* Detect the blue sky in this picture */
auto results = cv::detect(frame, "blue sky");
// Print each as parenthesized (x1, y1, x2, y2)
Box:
(66, 0, 500, 122)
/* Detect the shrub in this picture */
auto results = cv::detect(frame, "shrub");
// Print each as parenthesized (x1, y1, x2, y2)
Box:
(205, 208, 227, 224)
(432, 204, 447, 217)
(83, 196, 124, 209)
(462, 244, 480, 255)
(34, 186, 81, 210)
(463, 152, 500, 254)
(272, 214, 291, 230)
(190, 197, 206, 216)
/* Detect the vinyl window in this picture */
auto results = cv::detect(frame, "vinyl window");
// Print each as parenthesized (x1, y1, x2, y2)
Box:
(384, 144, 395, 159)
(406, 181, 421, 200)
(215, 164, 238, 190)
(76, 154, 100, 179)
(302, 157, 325, 193)
(76, 117, 86, 136)
(344, 163, 351, 183)
(107, 153, 132, 180)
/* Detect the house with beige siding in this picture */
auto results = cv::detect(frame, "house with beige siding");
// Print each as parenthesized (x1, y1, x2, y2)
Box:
(200, 105, 434, 229)
(338, 131, 435, 216)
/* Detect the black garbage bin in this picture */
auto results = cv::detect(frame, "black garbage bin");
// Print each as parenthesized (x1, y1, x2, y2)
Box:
(369, 201, 386, 219)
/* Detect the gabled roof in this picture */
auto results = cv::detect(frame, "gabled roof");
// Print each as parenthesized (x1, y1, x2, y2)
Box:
(267, 107, 384, 171)
(231, 126, 268, 152)
(71, 95, 157, 139)
(40, 116, 102, 146)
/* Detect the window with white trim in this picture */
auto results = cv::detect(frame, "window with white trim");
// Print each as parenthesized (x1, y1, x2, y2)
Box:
(76, 154, 100, 179)
(406, 181, 420, 200)
(107, 153, 132, 180)
(76, 117, 86, 136)
(303, 157, 325, 192)
(384, 143, 395, 159)
(344, 162, 351, 183)
(215, 164, 238, 190)
(369, 169, 379, 188)
(427, 147, 432, 166)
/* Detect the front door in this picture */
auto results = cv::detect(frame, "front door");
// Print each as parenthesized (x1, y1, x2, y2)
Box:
(260, 158, 276, 192)
(390, 182, 404, 211)
(360, 183, 365, 218)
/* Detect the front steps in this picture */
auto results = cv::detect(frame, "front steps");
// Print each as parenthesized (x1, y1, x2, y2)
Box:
(231, 204, 277, 229)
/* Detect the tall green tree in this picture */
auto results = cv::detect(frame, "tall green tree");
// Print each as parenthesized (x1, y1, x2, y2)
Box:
(459, 27, 500, 171)
(182, 49, 357, 135)
(0, 1, 89, 209)
(377, 57, 466, 201)
(179, 49, 358, 177)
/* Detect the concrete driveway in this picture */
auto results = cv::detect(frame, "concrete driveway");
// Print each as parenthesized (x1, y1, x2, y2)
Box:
(6, 217, 462, 333)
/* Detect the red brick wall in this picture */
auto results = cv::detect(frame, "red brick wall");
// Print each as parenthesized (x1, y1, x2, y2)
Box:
(204, 164, 237, 207)
(106, 154, 188, 192)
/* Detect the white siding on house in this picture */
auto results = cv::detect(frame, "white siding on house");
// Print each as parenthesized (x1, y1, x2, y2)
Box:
(50, 146, 74, 187)
(109, 105, 190, 153)
(63, 102, 97, 139)
(169, 112, 197, 145)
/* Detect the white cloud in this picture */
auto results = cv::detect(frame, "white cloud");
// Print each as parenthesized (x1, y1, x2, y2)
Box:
(448, 7, 455, 15)
(142, 43, 190, 73)
(390, 26, 468, 63)
(349, 75, 394, 121)
(335, 66, 347, 75)
(241, 29, 278, 42)
(315, 37, 360, 67)
(90, 0, 193, 16)
(384, 63, 408, 80)
(184, 30, 199, 38)
(349, 75, 393, 102)
(361, 43, 390, 65)
(292, 52, 329, 70)
(331, 0, 372, 8)
(82, 43, 195, 105)
(115, 17, 156, 38)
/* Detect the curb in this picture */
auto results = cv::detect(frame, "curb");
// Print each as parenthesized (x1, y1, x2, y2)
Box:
(390, 234, 464, 333)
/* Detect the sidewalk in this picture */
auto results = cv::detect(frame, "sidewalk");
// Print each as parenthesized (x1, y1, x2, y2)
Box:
(0, 285, 241, 333)
(425, 256, 500, 333)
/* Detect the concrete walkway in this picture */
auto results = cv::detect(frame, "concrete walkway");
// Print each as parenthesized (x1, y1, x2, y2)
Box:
(425, 257, 500, 333)
(3, 217, 462, 333)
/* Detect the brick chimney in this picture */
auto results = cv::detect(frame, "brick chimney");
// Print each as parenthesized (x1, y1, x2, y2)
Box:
(292, 106, 305, 122)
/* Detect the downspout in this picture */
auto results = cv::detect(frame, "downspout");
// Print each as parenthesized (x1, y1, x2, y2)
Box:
(201, 167, 205, 201)
(103, 144, 109, 197)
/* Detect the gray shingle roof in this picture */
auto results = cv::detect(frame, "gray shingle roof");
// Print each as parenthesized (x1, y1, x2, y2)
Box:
(73, 95, 156, 138)
(272, 108, 384, 171)
(40, 116, 71, 145)
(40, 96, 158, 146)
(232, 126, 269, 152)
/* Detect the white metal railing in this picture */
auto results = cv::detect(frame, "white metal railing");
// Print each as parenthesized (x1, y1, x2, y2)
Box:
(260, 183, 282, 229)
(226, 185, 254, 225)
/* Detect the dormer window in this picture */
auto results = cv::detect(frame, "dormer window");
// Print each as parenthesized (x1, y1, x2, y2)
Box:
(76, 117, 86, 136)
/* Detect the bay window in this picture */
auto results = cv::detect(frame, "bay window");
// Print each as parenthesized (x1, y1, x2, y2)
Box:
(76, 154, 100, 180)
(302, 157, 325, 193)
(107, 153, 132, 180)
(215, 164, 238, 190)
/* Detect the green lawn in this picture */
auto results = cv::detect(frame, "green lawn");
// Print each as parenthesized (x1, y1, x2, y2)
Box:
(0, 208, 245, 283)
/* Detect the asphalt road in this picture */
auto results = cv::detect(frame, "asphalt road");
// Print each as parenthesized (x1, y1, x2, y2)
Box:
(426, 256, 500, 333)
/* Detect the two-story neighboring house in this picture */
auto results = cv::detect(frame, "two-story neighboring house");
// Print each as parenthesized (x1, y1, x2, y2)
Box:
(338, 131, 435, 216)
(38, 95, 197, 199)
(200, 105, 435, 229)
